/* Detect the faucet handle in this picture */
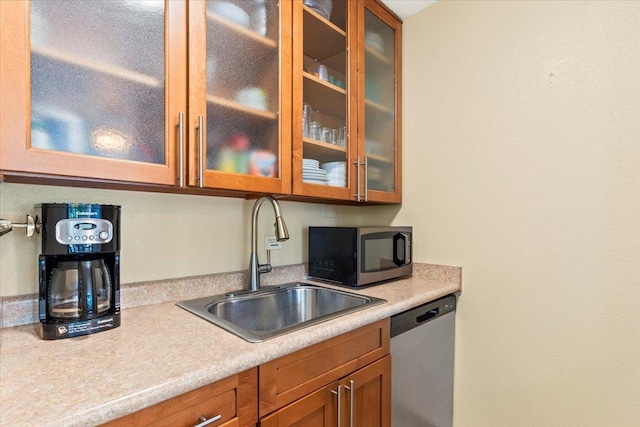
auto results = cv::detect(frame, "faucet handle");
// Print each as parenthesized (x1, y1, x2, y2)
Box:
(258, 263, 272, 274)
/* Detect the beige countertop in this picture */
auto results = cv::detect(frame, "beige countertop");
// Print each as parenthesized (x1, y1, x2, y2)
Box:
(0, 264, 461, 427)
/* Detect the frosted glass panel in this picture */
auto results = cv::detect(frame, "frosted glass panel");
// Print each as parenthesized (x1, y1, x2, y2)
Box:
(205, 0, 280, 178)
(364, 8, 396, 192)
(30, 0, 166, 164)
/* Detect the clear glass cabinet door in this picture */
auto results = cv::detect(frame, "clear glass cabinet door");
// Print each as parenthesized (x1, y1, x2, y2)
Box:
(30, 0, 167, 164)
(362, 3, 400, 201)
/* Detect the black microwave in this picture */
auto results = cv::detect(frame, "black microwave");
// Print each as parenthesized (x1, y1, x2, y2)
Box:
(308, 226, 412, 287)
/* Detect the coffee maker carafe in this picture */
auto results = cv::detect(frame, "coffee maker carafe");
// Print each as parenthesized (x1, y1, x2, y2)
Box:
(37, 203, 121, 339)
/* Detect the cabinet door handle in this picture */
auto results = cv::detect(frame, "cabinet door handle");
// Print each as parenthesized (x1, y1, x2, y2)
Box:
(353, 156, 361, 201)
(361, 157, 368, 202)
(331, 385, 343, 427)
(177, 112, 185, 187)
(193, 414, 221, 427)
(197, 115, 204, 188)
(344, 379, 355, 427)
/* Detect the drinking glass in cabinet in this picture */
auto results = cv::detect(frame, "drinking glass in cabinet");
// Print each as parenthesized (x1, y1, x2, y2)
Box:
(303, 103, 313, 138)
(310, 122, 322, 140)
(338, 126, 347, 146)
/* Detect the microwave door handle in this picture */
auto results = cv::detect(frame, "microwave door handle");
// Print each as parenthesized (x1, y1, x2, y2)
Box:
(393, 233, 407, 266)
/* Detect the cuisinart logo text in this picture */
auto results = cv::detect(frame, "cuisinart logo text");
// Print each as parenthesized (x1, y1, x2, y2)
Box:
(76, 211, 98, 216)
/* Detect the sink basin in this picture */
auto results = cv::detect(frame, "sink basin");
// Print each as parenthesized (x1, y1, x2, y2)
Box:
(176, 283, 386, 342)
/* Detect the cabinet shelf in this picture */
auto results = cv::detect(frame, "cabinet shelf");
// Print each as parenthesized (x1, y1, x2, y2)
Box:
(365, 98, 394, 115)
(303, 6, 346, 63)
(206, 11, 277, 49)
(365, 45, 392, 65)
(303, 73, 346, 120)
(304, 71, 346, 94)
(303, 138, 347, 163)
(365, 152, 393, 163)
(207, 94, 278, 121)
(31, 44, 162, 88)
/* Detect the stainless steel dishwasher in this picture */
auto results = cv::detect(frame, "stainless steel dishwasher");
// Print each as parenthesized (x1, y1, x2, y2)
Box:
(391, 294, 457, 427)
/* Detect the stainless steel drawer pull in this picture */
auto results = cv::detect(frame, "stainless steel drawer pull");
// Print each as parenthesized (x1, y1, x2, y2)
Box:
(332, 385, 343, 427)
(193, 413, 221, 427)
(345, 380, 355, 427)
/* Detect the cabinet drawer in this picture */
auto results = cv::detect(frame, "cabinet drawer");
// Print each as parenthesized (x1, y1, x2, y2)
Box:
(259, 318, 389, 416)
(100, 368, 257, 427)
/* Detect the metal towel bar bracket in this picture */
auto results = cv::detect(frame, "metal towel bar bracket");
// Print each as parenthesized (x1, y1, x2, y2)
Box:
(0, 215, 40, 237)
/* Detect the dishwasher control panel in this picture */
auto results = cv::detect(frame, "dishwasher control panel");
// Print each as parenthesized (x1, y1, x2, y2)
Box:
(390, 294, 457, 338)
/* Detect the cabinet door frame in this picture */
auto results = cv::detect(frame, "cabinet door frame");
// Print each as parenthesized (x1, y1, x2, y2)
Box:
(291, 0, 359, 202)
(0, 0, 187, 186)
(187, 0, 292, 194)
(356, 0, 402, 203)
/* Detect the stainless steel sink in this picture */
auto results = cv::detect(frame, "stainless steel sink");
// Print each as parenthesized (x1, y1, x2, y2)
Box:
(176, 283, 386, 342)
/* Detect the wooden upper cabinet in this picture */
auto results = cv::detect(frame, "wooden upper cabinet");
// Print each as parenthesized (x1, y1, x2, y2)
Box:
(291, 0, 402, 203)
(0, 0, 399, 203)
(187, 0, 292, 194)
(0, 0, 187, 185)
(357, 0, 402, 203)
(291, 0, 356, 201)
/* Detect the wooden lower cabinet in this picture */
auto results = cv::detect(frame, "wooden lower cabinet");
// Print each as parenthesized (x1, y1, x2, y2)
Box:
(260, 381, 339, 427)
(99, 368, 257, 427)
(340, 356, 391, 427)
(261, 356, 390, 427)
(259, 319, 391, 427)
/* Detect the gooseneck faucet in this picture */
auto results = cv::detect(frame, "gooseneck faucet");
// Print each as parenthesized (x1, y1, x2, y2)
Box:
(248, 196, 289, 292)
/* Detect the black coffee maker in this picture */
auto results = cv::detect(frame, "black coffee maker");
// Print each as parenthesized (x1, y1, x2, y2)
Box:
(36, 203, 121, 339)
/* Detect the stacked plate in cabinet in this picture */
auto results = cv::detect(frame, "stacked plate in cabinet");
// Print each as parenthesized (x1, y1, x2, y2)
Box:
(321, 161, 346, 187)
(303, 159, 328, 185)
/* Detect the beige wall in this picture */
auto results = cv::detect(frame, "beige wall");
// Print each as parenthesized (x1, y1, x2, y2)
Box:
(0, 183, 369, 296)
(394, 0, 640, 425)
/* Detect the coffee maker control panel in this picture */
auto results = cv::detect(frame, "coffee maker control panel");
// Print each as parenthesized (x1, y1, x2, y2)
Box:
(55, 219, 114, 245)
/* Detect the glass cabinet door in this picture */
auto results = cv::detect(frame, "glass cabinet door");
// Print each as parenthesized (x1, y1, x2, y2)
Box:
(0, 1, 186, 184)
(188, 0, 291, 194)
(292, 0, 355, 200)
(360, 0, 401, 203)
(30, 0, 165, 163)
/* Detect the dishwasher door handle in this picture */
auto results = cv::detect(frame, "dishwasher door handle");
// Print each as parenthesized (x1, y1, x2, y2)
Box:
(417, 308, 439, 323)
